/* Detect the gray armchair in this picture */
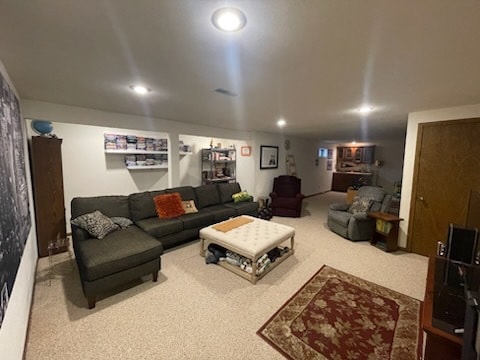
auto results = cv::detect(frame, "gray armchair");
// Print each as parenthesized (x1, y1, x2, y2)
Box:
(327, 186, 392, 241)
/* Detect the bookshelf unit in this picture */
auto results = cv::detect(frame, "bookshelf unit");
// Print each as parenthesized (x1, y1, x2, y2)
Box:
(201, 148, 236, 184)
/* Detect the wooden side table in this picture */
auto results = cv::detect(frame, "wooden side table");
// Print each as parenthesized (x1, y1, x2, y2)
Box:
(367, 211, 403, 252)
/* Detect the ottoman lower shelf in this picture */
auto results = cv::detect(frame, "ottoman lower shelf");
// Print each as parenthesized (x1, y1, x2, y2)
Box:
(199, 215, 295, 284)
(216, 248, 294, 284)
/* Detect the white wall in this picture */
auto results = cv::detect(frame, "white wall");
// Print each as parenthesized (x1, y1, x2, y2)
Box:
(399, 103, 480, 248)
(22, 100, 253, 142)
(374, 136, 406, 193)
(314, 142, 337, 193)
(25, 121, 175, 228)
(178, 134, 255, 194)
(253, 131, 290, 197)
(290, 138, 324, 194)
(252, 132, 330, 197)
(22, 101, 327, 204)
(0, 61, 38, 360)
(23, 121, 262, 229)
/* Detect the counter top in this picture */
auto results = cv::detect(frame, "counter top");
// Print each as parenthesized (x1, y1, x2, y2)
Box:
(332, 171, 373, 192)
(334, 171, 372, 175)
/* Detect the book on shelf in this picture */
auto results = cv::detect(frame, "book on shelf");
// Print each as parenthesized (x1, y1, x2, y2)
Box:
(376, 219, 393, 234)
(125, 154, 168, 166)
(105, 133, 168, 151)
(115, 135, 126, 149)
(125, 155, 136, 166)
(145, 137, 154, 151)
(136, 137, 146, 150)
(126, 135, 137, 150)
(104, 133, 118, 150)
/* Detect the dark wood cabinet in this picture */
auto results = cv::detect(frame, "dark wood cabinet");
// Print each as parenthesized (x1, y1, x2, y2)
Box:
(30, 136, 66, 257)
(361, 146, 375, 163)
(337, 147, 344, 159)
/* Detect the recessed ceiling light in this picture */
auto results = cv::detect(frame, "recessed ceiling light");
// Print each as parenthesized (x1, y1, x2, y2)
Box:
(357, 105, 374, 114)
(129, 85, 151, 95)
(277, 119, 286, 127)
(211, 8, 247, 32)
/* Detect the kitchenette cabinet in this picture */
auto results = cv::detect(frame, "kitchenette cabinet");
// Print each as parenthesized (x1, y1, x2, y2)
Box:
(362, 146, 375, 163)
(337, 145, 375, 164)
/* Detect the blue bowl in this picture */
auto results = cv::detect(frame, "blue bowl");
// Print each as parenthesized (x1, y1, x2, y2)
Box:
(31, 120, 53, 135)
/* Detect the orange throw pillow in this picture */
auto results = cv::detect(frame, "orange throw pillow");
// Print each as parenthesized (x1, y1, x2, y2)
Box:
(154, 193, 185, 218)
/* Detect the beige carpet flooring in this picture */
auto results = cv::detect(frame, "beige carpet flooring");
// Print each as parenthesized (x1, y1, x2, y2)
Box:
(25, 192, 428, 360)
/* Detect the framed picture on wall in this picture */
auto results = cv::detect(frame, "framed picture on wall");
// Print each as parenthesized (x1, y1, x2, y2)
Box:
(260, 145, 279, 169)
(0, 72, 31, 330)
(241, 146, 251, 156)
(327, 160, 333, 170)
(327, 149, 333, 159)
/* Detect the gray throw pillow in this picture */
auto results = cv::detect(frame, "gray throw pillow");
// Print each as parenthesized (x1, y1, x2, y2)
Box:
(110, 216, 133, 229)
(71, 210, 119, 239)
(348, 196, 373, 214)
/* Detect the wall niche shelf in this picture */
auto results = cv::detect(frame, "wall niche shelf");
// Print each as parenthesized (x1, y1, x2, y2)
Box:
(126, 164, 168, 170)
(208, 176, 236, 182)
(104, 133, 191, 170)
(105, 149, 168, 155)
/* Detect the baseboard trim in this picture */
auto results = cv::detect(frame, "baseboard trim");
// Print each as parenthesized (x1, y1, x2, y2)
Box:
(22, 256, 38, 360)
(305, 190, 331, 198)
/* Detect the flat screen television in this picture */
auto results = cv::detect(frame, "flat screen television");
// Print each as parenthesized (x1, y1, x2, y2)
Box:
(447, 224, 479, 265)
(445, 225, 479, 288)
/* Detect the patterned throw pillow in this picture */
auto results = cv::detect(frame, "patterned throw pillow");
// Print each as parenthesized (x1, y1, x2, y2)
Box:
(110, 217, 133, 229)
(154, 193, 186, 218)
(348, 196, 373, 214)
(182, 200, 198, 214)
(71, 210, 119, 239)
(232, 191, 251, 203)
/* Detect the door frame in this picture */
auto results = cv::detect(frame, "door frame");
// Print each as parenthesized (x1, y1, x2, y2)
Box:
(406, 118, 480, 253)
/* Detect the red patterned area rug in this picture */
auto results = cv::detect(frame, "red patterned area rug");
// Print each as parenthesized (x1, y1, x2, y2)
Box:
(257, 266, 423, 360)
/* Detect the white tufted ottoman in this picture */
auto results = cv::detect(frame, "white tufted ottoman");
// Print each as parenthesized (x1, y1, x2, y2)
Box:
(199, 215, 295, 284)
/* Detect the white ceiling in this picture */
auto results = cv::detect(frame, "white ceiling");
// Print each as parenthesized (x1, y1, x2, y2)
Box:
(1, 0, 480, 142)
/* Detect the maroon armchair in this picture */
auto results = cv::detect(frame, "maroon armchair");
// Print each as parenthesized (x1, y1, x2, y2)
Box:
(269, 176, 305, 217)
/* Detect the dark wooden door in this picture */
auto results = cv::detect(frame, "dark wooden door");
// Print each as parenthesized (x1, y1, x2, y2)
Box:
(409, 119, 480, 256)
(30, 136, 66, 257)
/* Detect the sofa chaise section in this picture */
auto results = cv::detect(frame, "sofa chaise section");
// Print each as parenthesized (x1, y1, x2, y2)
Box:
(71, 195, 163, 309)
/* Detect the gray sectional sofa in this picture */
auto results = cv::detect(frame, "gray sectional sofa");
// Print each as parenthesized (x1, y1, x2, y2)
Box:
(71, 182, 258, 308)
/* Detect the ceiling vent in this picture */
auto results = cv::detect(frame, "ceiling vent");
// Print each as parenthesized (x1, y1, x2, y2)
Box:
(214, 88, 238, 96)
